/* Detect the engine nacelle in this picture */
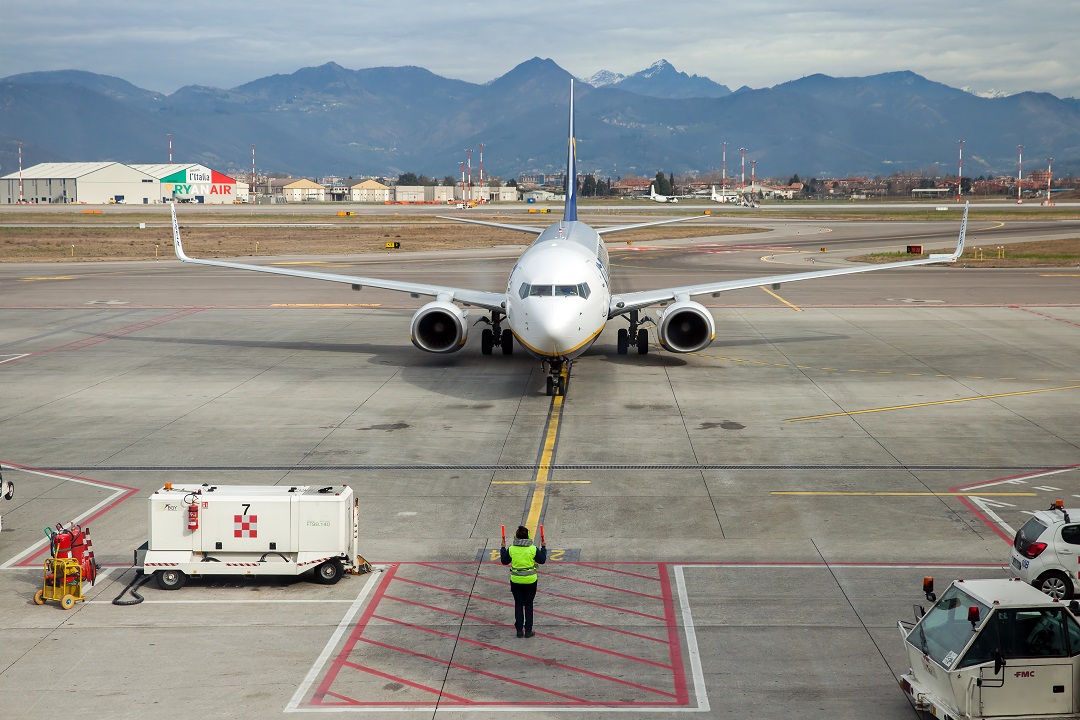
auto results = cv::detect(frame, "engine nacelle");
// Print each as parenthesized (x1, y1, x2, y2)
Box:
(657, 300, 715, 353)
(410, 301, 468, 353)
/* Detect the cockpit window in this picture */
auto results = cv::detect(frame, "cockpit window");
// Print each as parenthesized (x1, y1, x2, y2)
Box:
(519, 283, 590, 299)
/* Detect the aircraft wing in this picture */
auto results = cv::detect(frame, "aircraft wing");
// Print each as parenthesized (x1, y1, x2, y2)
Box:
(436, 216, 546, 235)
(171, 204, 506, 313)
(596, 215, 705, 235)
(609, 204, 968, 318)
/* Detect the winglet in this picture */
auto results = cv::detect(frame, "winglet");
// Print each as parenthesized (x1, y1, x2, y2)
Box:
(929, 202, 968, 261)
(563, 79, 578, 223)
(171, 202, 190, 262)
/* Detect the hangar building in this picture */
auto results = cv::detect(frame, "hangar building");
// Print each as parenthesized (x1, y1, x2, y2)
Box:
(1, 162, 158, 204)
(130, 164, 237, 204)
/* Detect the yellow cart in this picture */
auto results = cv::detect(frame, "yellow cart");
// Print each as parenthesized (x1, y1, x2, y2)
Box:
(34, 557, 84, 610)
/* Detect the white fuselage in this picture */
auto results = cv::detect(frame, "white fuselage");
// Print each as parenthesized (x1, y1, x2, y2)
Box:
(504, 221, 610, 361)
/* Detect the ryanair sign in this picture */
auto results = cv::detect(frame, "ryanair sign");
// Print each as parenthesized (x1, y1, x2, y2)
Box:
(160, 165, 236, 202)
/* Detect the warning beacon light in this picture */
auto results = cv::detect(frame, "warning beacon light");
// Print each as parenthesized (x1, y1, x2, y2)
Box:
(923, 577, 936, 603)
(968, 605, 981, 629)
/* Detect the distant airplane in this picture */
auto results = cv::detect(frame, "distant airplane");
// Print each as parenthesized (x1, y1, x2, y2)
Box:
(649, 184, 691, 204)
(173, 80, 967, 397)
(711, 185, 755, 207)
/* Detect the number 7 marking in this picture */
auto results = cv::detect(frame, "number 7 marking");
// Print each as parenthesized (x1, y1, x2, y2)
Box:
(242, 503, 250, 516)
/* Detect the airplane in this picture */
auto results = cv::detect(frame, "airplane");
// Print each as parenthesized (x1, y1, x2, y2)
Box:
(710, 185, 755, 207)
(172, 80, 967, 397)
(649, 184, 690, 204)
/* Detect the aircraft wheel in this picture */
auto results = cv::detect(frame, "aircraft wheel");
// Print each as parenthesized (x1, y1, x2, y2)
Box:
(481, 329, 493, 355)
(501, 329, 513, 355)
(545, 377, 555, 396)
(637, 329, 649, 355)
(556, 376, 566, 396)
(617, 328, 629, 354)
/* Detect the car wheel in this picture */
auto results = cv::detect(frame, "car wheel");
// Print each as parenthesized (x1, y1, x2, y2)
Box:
(1037, 571, 1074, 600)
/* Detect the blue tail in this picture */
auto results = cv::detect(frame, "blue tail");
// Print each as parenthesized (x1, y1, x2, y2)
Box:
(563, 79, 578, 223)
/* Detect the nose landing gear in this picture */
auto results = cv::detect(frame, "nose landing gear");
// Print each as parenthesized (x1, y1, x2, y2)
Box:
(543, 359, 570, 397)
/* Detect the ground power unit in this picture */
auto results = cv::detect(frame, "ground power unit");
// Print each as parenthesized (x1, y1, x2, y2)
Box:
(135, 483, 362, 590)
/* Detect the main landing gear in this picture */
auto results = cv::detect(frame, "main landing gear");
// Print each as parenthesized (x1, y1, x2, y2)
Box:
(544, 358, 569, 397)
(479, 312, 513, 356)
(617, 309, 650, 355)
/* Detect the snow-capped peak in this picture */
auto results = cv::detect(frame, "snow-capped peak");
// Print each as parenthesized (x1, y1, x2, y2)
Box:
(586, 69, 625, 87)
(962, 86, 1011, 99)
(642, 59, 674, 79)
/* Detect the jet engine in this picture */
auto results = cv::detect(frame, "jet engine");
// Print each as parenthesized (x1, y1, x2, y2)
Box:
(656, 300, 715, 353)
(410, 301, 468, 353)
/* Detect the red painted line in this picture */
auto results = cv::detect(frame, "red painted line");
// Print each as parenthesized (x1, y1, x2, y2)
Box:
(542, 569, 665, 600)
(1009, 305, 1080, 328)
(2, 462, 140, 567)
(357, 636, 590, 704)
(659, 563, 690, 704)
(572, 562, 662, 581)
(339, 660, 471, 703)
(373, 614, 678, 699)
(418, 563, 667, 621)
(948, 464, 1080, 545)
(384, 593, 673, 670)
(311, 563, 400, 705)
(394, 576, 669, 644)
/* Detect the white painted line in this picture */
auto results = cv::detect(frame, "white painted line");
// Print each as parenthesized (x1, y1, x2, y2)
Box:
(675, 565, 710, 712)
(0, 465, 129, 569)
(0, 354, 29, 365)
(286, 567, 389, 713)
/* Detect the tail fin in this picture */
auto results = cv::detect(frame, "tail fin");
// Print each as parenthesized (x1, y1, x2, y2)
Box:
(930, 202, 968, 261)
(563, 79, 578, 223)
(171, 202, 190, 262)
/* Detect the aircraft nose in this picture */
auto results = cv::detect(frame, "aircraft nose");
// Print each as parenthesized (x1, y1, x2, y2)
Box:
(531, 304, 584, 354)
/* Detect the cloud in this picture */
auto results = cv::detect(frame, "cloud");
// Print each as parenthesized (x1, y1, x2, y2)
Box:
(2, 0, 1076, 97)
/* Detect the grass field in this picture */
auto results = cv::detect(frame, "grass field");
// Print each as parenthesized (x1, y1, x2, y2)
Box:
(850, 237, 1080, 267)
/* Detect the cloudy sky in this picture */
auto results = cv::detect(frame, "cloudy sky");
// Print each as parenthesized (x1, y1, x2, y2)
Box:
(2, 1, 1076, 97)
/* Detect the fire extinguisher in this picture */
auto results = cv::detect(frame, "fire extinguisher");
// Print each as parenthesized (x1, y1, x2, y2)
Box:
(187, 498, 199, 531)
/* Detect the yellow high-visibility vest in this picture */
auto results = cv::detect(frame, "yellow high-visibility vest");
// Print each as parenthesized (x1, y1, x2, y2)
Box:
(507, 540, 538, 584)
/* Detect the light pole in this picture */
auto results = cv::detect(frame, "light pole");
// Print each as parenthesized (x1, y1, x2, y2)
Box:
(1017, 145, 1023, 204)
(957, 139, 963, 203)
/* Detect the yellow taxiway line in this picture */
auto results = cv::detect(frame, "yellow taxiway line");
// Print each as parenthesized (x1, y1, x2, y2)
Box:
(524, 368, 570, 530)
(771, 491, 1036, 497)
(787, 384, 1080, 422)
(493, 480, 591, 485)
(761, 286, 802, 311)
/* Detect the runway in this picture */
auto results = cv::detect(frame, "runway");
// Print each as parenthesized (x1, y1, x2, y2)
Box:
(1, 215, 1079, 718)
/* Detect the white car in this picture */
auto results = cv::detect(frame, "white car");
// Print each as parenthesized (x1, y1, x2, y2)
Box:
(1010, 502, 1080, 599)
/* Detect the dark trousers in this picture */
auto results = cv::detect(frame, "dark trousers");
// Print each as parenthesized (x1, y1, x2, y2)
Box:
(510, 581, 537, 632)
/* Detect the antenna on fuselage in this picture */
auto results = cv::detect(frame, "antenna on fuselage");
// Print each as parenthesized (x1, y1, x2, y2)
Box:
(563, 79, 578, 224)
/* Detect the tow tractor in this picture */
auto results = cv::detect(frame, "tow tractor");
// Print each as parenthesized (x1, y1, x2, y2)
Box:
(899, 576, 1080, 719)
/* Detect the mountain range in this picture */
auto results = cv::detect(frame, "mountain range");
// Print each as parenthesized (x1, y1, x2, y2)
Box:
(2, 58, 1078, 180)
